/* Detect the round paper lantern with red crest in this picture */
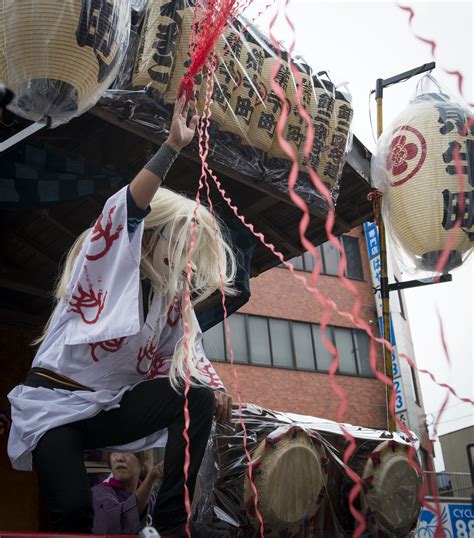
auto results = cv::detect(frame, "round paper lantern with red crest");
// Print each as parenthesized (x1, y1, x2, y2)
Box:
(372, 76, 473, 274)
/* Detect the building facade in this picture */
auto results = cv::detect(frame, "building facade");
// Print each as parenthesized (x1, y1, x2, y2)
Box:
(204, 225, 434, 449)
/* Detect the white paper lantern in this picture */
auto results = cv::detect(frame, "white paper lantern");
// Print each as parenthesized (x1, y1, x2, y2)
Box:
(0, 0, 131, 126)
(373, 89, 473, 274)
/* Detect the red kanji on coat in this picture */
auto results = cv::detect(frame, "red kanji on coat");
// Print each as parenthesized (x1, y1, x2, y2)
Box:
(68, 282, 107, 325)
(89, 337, 126, 362)
(136, 339, 159, 375)
(145, 355, 171, 380)
(86, 206, 124, 261)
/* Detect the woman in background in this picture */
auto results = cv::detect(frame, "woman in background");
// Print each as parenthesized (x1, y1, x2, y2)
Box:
(92, 451, 163, 534)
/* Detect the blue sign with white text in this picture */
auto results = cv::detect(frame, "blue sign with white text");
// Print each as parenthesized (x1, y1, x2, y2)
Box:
(415, 502, 474, 537)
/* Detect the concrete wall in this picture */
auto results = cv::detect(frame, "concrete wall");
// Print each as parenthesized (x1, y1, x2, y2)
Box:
(439, 426, 474, 474)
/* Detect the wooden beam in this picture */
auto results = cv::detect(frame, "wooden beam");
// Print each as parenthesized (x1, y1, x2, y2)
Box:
(251, 214, 301, 257)
(0, 278, 51, 299)
(12, 232, 59, 267)
(40, 210, 77, 240)
(244, 196, 279, 218)
(89, 107, 328, 219)
(0, 307, 47, 328)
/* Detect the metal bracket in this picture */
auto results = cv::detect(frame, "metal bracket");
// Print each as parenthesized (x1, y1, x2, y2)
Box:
(373, 274, 452, 294)
(0, 118, 50, 153)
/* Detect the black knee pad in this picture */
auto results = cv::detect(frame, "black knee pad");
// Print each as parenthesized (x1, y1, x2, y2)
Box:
(190, 385, 215, 416)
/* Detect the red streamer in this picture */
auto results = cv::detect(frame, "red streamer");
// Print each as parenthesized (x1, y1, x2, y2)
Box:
(175, 2, 473, 535)
(397, 3, 474, 107)
(178, 0, 242, 104)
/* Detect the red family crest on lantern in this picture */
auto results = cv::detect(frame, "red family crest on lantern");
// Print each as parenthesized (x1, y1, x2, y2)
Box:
(372, 75, 473, 275)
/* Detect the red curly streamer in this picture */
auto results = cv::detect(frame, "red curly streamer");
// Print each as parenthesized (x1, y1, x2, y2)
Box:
(206, 156, 474, 534)
(194, 69, 265, 536)
(178, 0, 242, 104)
(397, 3, 474, 107)
(268, 2, 373, 534)
(86, 206, 124, 261)
(183, 4, 473, 535)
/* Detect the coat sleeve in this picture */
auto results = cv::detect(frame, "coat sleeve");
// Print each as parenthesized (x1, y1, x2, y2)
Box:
(62, 186, 144, 345)
(193, 314, 226, 391)
(92, 485, 143, 534)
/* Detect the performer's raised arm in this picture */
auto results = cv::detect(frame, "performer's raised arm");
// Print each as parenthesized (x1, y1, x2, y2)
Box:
(129, 95, 199, 210)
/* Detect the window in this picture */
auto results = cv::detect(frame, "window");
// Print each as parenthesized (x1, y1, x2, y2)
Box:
(285, 236, 364, 280)
(341, 236, 364, 280)
(203, 313, 374, 378)
(410, 365, 421, 406)
(248, 316, 271, 365)
(225, 314, 248, 363)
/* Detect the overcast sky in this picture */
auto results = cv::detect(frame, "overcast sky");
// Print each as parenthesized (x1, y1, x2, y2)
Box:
(244, 0, 473, 470)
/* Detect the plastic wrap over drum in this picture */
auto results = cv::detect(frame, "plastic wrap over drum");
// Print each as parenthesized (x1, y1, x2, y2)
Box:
(372, 78, 473, 274)
(360, 441, 422, 536)
(0, 0, 130, 126)
(243, 428, 326, 532)
(192, 403, 421, 537)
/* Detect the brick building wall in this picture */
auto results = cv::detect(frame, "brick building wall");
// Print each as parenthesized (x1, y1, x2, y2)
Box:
(210, 227, 390, 430)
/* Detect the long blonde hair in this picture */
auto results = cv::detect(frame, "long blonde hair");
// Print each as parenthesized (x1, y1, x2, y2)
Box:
(38, 187, 237, 391)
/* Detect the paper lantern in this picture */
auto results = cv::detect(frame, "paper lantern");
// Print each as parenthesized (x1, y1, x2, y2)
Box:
(0, 0, 130, 126)
(317, 93, 353, 188)
(268, 68, 308, 163)
(214, 25, 265, 141)
(131, 1, 183, 96)
(245, 55, 291, 154)
(162, 8, 201, 105)
(373, 90, 473, 273)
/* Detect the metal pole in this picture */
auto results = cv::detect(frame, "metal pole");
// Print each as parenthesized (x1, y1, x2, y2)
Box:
(375, 78, 397, 432)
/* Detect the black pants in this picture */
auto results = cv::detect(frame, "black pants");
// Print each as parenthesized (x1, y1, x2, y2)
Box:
(32, 378, 215, 533)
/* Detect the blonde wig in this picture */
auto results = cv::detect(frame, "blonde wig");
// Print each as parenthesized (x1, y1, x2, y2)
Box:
(36, 187, 237, 391)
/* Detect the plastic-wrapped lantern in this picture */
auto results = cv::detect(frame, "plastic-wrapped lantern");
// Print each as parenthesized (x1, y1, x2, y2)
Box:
(0, 0, 130, 126)
(373, 89, 473, 273)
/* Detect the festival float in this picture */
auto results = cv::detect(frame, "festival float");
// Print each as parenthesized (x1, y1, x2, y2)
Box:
(0, 1, 436, 536)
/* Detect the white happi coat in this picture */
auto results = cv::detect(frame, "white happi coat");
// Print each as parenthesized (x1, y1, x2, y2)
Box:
(8, 186, 224, 471)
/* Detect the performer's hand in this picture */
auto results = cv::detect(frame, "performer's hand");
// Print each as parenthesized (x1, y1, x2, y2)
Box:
(166, 95, 199, 152)
(149, 460, 164, 482)
(214, 390, 233, 423)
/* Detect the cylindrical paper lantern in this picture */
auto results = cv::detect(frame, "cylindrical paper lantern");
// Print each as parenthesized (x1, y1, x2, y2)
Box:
(245, 55, 291, 154)
(317, 91, 353, 188)
(374, 92, 473, 273)
(268, 68, 308, 162)
(0, 0, 130, 126)
(131, 1, 184, 96)
(216, 25, 265, 141)
(163, 8, 202, 105)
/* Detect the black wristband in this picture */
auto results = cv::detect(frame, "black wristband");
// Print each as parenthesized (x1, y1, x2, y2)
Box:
(144, 143, 179, 182)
